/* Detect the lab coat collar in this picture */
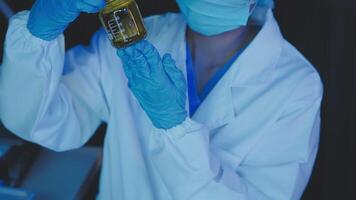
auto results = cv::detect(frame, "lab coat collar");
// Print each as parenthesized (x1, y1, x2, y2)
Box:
(188, 10, 284, 130)
(231, 9, 283, 87)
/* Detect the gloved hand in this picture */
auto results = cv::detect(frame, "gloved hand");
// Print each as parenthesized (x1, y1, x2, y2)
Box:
(117, 40, 187, 129)
(27, 0, 106, 41)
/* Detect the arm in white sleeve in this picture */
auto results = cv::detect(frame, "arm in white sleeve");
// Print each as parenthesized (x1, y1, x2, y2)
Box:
(0, 11, 109, 151)
(148, 74, 323, 200)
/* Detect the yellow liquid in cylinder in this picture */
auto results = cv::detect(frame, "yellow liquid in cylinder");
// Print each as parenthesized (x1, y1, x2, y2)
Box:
(99, 0, 147, 48)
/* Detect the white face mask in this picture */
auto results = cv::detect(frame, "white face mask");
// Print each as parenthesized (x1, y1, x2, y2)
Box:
(176, 0, 257, 36)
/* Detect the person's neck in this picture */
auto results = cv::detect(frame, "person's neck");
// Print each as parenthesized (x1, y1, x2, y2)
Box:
(187, 26, 254, 69)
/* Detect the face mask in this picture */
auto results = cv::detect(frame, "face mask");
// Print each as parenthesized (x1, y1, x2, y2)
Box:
(176, 0, 256, 36)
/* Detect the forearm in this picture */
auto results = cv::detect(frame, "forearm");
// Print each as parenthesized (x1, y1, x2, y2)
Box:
(0, 11, 108, 152)
(0, 11, 65, 136)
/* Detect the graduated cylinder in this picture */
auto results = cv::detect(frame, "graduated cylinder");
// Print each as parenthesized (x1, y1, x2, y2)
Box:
(99, 0, 147, 48)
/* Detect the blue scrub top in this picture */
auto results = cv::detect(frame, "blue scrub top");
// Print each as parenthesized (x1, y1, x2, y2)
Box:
(186, 44, 245, 117)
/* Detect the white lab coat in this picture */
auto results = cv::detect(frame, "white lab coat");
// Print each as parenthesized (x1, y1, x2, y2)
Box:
(0, 10, 323, 200)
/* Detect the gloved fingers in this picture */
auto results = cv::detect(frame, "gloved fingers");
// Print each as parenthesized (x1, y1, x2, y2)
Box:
(120, 44, 151, 79)
(76, 2, 101, 13)
(76, 0, 105, 13)
(82, 0, 106, 6)
(130, 48, 151, 79)
(134, 40, 163, 77)
(117, 49, 135, 82)
(162, 54, 187, 93)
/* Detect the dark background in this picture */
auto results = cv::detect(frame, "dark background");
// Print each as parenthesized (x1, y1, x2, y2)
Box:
(0, 0, 355, 199)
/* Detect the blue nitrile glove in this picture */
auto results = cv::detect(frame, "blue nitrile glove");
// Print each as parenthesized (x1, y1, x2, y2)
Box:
(117, 40, 187, 129)
(27, 0, 106, 41)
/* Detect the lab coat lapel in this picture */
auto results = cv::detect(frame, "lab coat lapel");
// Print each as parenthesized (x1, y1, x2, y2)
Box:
(231, 10, 282, 87)
(192, 71, 236, 130)
(191, 10, 283, 130)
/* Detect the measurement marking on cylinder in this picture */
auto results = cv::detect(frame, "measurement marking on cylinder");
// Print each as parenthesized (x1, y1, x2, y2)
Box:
(106, 10, 128, 42)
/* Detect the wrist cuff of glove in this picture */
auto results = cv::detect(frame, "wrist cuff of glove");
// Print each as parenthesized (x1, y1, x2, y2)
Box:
(152, 111, 188, 130)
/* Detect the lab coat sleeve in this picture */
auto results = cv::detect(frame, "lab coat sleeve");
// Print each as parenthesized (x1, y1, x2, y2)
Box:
(148, 74, 323, 200)
(0, 11, 109, 151)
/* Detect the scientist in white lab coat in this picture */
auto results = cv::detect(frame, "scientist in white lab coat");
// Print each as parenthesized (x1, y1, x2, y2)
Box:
(0, 0, 323, 199)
